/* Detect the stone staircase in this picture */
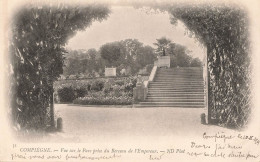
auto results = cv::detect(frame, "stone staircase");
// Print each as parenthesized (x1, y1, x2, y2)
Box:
(134, 67, 205, 108)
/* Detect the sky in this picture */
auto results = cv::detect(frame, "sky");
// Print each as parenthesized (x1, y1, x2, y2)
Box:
(66, 6, 206, 60)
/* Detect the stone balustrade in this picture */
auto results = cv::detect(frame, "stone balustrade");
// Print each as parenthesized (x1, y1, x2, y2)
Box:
(133, 66, 157, 103)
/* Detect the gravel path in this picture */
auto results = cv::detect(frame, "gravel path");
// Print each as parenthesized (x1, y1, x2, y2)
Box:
(32, 104, 234, 143)
(18, 104, 235, 143)
(10, 104, 254, 162)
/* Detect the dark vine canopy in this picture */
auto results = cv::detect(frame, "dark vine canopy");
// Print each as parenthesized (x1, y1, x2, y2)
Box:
(165, 3, 251, 128)
(9, 2, 251, 130)
(10, 4, 110, 129)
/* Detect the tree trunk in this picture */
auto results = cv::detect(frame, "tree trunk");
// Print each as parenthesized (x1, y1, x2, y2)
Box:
(163, 48, 166, 56)
(50, 86, 55, 128)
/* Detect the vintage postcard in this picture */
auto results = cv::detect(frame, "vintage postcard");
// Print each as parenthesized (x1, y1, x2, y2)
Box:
(0, 0, 260, 161)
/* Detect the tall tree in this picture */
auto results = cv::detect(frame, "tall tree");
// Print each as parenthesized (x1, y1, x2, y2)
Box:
(87, 48, 99, 60)
(100, 42, 122, 67)
(153, 37, 172, 56)
(136, 46, 156, 68)
(121, 39, 143, 61)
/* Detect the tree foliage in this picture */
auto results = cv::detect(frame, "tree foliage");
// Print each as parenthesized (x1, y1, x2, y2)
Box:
(63, 49, 100, 76)
(167, 4, 251, 128)
(153, 37, 202, 67)
(9, 4, 110, 129)
(190, 58, 203, 67)
(121, 39, 143, 61)
(64, 39, 156, 76)
(169, 43, 193, 67)
(100, 42, 122, 66)
(119, 39, 156, 74)
(153, 37, 172, 56)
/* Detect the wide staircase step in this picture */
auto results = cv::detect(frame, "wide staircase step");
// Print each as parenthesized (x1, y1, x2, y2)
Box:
(146, 94, 204, 97)
(148, 90, 203, 92)
(134, 103, 204, 108)
(134, 67, 205, 108)
(148, 86, 204, 88)
(153, 78, 203, 80)
(145, 99, 204, 102)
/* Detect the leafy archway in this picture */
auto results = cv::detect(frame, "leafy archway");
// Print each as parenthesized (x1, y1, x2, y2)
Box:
(165, 3, 251, 128)
(9, 4, 110, 130)
(9, 2, 251, 130)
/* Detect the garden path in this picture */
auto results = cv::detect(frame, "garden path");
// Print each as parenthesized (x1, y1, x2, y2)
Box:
(23, 104, 236, 143)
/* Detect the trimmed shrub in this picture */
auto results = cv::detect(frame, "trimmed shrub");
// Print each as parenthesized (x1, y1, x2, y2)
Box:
(90, 80, 104, 91)
(58, 87, 75, 103)
(57, 87, 87, 103)
(75, 88, 88, 98)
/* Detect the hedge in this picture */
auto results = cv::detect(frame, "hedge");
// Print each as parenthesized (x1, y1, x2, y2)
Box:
(57, 87, 87, 103)
(54, 77, 137, 103)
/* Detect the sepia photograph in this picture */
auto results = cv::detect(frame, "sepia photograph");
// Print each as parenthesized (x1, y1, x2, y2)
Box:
(0, 0, 260, 161)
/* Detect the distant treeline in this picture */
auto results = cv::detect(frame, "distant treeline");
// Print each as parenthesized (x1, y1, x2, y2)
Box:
(63, 38, 202, 77)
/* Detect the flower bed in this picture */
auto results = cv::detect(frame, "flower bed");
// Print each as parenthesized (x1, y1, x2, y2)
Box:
(54, 76, 138, 105)
(73, 96, 133, 105)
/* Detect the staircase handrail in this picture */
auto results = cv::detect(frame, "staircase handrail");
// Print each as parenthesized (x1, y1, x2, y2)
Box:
(144, 66, 158, 88)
